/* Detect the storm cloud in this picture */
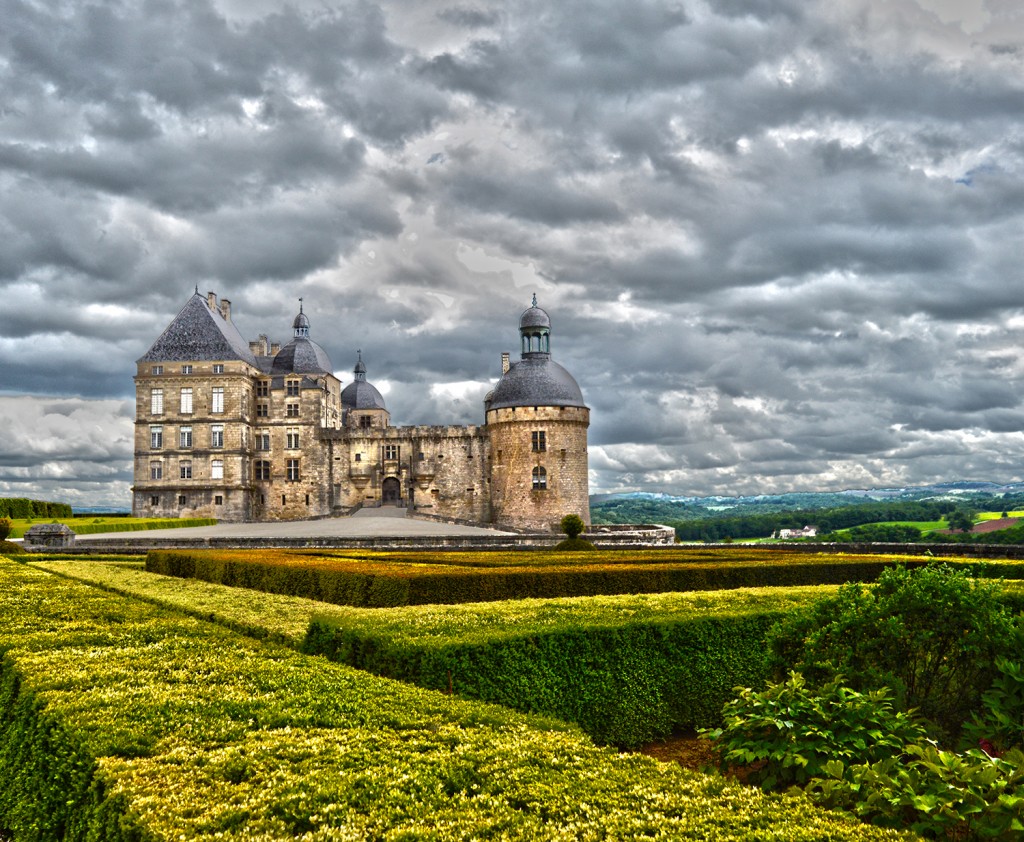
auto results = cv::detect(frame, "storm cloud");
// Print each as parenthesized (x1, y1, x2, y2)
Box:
(2, 0, 1024, 506)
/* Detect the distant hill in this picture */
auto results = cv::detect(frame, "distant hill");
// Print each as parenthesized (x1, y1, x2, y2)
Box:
(590, 481, 1024, 526)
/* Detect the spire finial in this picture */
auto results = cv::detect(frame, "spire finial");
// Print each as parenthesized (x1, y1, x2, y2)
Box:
(299, 297, 304, 313)
(195, 284, 199, 295)
(532, 292, 538, 307)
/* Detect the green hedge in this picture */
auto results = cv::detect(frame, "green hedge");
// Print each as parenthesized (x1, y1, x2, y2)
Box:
(147, 548, 945, 607)
(0, 561, 910, 841)
(304, 605, 785, 746)
(0, 499, 71, 519)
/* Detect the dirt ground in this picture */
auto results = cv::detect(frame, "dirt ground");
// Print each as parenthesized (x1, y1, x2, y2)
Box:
(638, 731, 720, 771)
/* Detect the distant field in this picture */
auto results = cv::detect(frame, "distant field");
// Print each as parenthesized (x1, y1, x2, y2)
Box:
(6, 516, 216, 538)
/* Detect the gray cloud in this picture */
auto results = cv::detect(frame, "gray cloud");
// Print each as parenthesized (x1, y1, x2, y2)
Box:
(3, 0, 1024, 505)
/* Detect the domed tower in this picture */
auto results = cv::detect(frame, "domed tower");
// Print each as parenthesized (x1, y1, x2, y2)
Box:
(271, 301, 334, 376)
(486, 296, 590, 532)
(341, 351, 390, 429)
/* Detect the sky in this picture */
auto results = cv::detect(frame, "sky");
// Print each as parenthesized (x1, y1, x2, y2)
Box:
(2, 0, 1024, 508)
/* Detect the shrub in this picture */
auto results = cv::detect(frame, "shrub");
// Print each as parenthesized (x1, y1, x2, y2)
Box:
(768, 564, 1020, 741)
(962, 658, 1024, 755)
(0, 540, 24, 556)
(807, 745, 1024, 839)
(0, 518, 10, 541)
(560, 514, 586, 539)
(704, 672, 927, 790)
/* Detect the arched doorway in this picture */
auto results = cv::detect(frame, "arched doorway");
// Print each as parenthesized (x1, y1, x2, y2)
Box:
(382, 477, 401, 506)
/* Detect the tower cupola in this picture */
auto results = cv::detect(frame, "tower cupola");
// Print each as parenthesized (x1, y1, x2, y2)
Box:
(519, 293, 551, 357)
(292, 299, 310, 338)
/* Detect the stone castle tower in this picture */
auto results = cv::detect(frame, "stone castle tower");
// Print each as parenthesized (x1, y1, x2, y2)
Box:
(132, 292, 589, 532)
(486, 297, 591, 530)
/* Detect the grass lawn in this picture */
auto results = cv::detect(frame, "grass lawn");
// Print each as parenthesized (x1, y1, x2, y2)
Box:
(5, 516, 216, 538)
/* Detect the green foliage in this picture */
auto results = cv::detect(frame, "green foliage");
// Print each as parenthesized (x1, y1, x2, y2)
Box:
(148, 547, 941, 608)
(552, 535, 596, 551)
(963, 658, 1024, 755)
(0, 498, 71, 519)
(768, 564, 1019, 740)
(704, 672, 927, 790)
(947, 510, 975, 533)
(560, 513, 586, 538)
(0, 560, 908, 842)
(0, 519, 10, 541)
(808, 745, 1024, 840)
(0, 541, 24, 557)
(828, 524, 923, 543)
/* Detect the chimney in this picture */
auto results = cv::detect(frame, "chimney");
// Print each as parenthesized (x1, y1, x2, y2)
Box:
(207, 291, 217, 311)
(270, 342, 281, 355)
(501, 352, 510, 374)
(219, 298, 231, 322)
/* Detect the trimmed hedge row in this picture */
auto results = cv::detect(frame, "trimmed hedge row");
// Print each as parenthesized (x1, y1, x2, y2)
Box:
(0, 498, 71, 519)
(304, 595, 797, 746)
(147, 547, 951, 607)
(35, 559, 831, 746)
(0, 560, 911, 841)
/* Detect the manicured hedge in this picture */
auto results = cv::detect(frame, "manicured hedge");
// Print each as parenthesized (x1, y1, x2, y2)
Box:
(304, 591, 805, 746)
(147, 547, 951, 607)
(0, 560, 910, 841)
(10, 517, 216, 539)
(0, 498, 71, 519)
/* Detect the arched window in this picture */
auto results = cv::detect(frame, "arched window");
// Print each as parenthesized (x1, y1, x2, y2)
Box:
(532, 466, 547, 490)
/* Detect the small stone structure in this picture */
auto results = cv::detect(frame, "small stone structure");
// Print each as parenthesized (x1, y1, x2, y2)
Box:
(23, 523, 76, 550)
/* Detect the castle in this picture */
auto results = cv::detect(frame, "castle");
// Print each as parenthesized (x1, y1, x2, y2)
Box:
(132, 291, 590, 532)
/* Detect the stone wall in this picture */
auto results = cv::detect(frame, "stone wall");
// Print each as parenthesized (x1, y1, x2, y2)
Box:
(486, 405, 590, 532)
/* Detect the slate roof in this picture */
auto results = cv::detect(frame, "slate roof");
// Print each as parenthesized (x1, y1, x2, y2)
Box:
(139, 293, 258, 366)
(341, 353, 387, 410)
(270, 337, 334, 375)
(487, 356, 586, 410)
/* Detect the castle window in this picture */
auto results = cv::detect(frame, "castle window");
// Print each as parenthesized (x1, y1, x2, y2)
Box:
(151, 365, 163, 375)
(354, 453, 361, 462)
(178, 495, 187, 505)
(213, 364, 224, 374)
(287, 459, 300, 481)
(211, 387, 224, 413)
(286, 430, 300, 449)
(150, 461, 162, 480)
(531, 431, 546, 452)
(211, 425, 224, 448)
(180, 460, 192, 479)
(180, 388, 193, 414)
(150, 425, 163, 449)
(215, 495, 223, 505)
(211, 459, 223, 480)
(359, 415, 372, 429)
(286, 403, 300, 417)
(256, 431, 270, 451)
(150, 496, 159, 506)
(305, 494, 310, 506)
(255, 460, 271, 481)
(532, 466, 547, 490)
(151, 389, 164, 415)
(181, 365, 192, 375)
(179, 426, 192, 448)
(256, 403, 268, 417)
(384, 444, 399, 461)
(256, 381, 269, 397)
(286, 380, 301, 396)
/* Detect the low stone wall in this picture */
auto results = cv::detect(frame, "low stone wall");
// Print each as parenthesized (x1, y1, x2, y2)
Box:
(28, 524, 678, 554)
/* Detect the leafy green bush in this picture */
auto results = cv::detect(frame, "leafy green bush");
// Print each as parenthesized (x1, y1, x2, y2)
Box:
(552, 536, 596, 551)
(0, 540, 22, 556)
(560, 514, 586, 539)
(0, 519, 10, 541)
(808, 744, 1024, 839)
(962, 658, 1024, 755)
(704, 672, 927, 790)
(768, 564, 1019, 740)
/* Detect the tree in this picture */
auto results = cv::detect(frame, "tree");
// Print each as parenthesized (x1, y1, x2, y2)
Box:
(947, 510, 974, 533)
(560, 514, 585, 539)
(0, 518, 10, 541)
(768, 564, 1020, 741)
